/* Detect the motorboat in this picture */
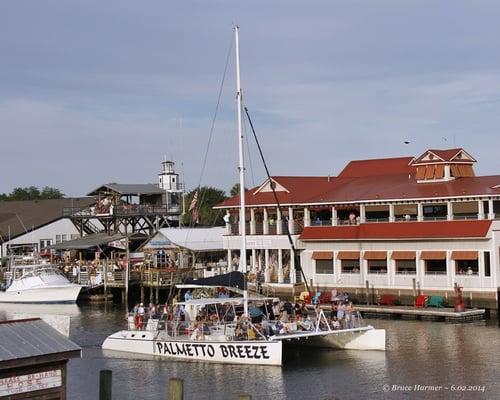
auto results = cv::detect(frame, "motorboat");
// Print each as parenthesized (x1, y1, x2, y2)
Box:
(0, 264, 82, 303)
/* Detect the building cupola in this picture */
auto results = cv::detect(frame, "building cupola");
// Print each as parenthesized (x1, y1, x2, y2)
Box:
(410, 148, 476, 183)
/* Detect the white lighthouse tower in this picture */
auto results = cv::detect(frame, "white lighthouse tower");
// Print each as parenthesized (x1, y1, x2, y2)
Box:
(158, 159, 183, 225)
(158, 159, 179, 191)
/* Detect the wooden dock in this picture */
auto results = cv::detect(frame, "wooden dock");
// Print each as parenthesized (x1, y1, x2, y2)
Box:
(354, 305, 486, 322)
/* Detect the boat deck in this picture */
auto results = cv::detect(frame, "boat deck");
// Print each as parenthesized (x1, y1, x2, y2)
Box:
(352, 305, 485, 322)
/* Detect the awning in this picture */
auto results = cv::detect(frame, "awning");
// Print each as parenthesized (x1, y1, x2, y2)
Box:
(311, 251, 333, 260)
(337, 251, 360, 260)
(363, 251, 387, 260)
(391, 251, 416, 260)
(48, 232, 126, 250)
(184, 271, 246, 290)
(451, 251, 478, 260)
(420, 251, 447, 260)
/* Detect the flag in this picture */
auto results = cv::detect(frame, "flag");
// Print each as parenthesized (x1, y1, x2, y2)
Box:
(189, 190, 199, 223)
(189, 190, 198, 212)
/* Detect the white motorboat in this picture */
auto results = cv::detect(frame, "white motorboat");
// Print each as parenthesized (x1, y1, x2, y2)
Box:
(102, 26, 385, 366)
(0, 264, 82, 303)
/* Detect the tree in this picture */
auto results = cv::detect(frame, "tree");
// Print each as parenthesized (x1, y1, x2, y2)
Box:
(182, 186, 228, 226)
(229, 183, 248, 197)
(0, 186, 65, 201)
(40, 186, 65, 199)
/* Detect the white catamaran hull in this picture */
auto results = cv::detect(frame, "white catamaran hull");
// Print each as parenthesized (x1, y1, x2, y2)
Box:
(102, 330, 283, 366)
(277, 326, 386, 351)
(0, 285, 82, 303)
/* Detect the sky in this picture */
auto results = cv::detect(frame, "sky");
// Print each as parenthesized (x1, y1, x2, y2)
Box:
(1, 0, 500, 197)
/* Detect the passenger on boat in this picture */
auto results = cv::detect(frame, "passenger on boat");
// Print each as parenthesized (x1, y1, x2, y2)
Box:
(135, 303, 145, 330)
(332, 317, 341, 330)
(184, 290, 193, 302)
(337, 303, 346, 327)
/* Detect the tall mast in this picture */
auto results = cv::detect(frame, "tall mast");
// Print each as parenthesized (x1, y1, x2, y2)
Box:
(234, 25, 248, 316)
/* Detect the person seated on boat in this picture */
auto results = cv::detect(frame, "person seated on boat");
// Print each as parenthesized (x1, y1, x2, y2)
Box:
(332, 317, 341, 330)
(272, 301, 281, 319)
(184, 289, 193, 302)
(302, 316, 314, 331)
(295, 315, 306, 331)
(234, 323, 244, 340)
(300, 302, 308, 319)
(261, 319, 273, 337)
(337, 303, 346, 327)
(147, 303, 157, 319)
(330, 302, 338, 319)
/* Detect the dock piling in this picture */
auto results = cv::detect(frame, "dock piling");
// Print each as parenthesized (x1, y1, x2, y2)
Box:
(99, 369, 112, 400)
(168, 377, 184, 400)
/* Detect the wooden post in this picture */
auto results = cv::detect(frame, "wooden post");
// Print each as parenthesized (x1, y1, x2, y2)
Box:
(168, 378, 184, 400)
(412, 278, 417, 302)
(99, 369, 112, 400)
(103, 258, 108, 300)
(365, 280, 370, 305)
(497, 287, 500, 326)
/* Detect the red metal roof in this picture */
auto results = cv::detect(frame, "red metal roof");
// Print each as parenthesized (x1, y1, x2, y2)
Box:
(215, 152, 500, 208)
(338, 157, 415, 178)
(299, 220, 492, 241)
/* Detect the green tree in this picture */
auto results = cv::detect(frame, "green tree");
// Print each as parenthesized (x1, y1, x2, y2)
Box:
(0, 186, 64, 201)
(182, 186, 227, 226)
(229, 183, 248, 197)
(40, 186, 65, 199)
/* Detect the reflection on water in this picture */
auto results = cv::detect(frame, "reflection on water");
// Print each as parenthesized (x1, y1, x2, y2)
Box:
(3, 303, 499, 399)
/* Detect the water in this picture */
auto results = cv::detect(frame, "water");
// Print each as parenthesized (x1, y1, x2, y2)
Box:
(3, 303, 499, 399)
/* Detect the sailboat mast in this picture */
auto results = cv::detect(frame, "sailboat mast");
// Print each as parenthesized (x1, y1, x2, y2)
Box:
(234, 25, 248, 316)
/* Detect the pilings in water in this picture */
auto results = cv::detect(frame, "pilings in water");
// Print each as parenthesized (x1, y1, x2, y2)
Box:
(97, 371, 254, 399)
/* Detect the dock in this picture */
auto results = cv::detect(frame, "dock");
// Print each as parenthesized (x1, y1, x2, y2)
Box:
(354, 305, 486, 322)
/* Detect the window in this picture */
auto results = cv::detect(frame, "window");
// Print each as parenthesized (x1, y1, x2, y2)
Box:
(56, 234, 62, 244)
(315, 260, 333, 274)
(71, 234, 79, 240)
(425, 260, 447, 274)
(39, 239, 52, 250)
(423, 204, 447, 219)
(484, 252, 491, 277)
(395, 260, 416, 274)
(341, 259, 360, 273)
(367, 259, 387, 273)
(455, 259, 479, 275)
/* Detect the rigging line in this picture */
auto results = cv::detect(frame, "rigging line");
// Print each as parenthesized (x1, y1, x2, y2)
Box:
(243, 114, 256, 187)
(190, 33, 234, 228)
(244, 106, 310, 293)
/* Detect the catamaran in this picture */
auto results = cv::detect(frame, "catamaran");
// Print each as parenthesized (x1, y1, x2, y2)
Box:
(102, 27, 386, 365)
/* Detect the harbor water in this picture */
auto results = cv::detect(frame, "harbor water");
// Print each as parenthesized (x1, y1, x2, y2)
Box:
(2, 303, 499, 399)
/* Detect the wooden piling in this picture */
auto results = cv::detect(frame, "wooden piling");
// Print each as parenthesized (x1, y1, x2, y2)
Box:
(365, 280, 370, 305)
(168, 377, 184, 400)
(99, 369, 112, 400)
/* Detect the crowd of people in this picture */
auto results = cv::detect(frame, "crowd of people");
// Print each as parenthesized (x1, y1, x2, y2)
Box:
(129, 288, 362, 339)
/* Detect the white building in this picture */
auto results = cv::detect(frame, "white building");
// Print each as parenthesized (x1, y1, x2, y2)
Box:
(215, 148, 500, 305)
(0, 197, 95, 257)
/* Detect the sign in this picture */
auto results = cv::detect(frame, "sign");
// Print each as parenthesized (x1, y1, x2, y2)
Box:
(0, 369, 62, 396)
(153, 340, 281, 365)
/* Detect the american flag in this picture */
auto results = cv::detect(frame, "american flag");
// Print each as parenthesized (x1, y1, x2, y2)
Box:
(189, 190, 198, 212)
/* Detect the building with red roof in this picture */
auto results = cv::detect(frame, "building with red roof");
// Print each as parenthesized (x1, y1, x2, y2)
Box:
(215, 148, 500, 304)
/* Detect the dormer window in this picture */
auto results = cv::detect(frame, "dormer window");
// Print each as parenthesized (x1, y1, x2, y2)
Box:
(411, 148, 476, 183)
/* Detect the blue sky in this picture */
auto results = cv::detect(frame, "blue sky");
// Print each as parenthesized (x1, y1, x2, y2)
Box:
(1, 1, 500, 196)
